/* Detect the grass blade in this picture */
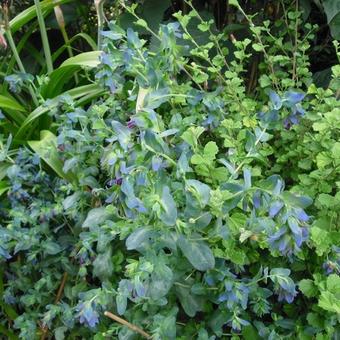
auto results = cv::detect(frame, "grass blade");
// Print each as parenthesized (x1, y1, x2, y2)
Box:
(16, 83, 106, 139)
(34, 0, 54, 74)
(10, 0, 72, 34)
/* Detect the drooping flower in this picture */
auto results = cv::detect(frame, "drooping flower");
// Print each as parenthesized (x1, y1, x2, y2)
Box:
(76, 301, 99, 328)
(277, 285, 297, 303)
(267, 225, 308, 256)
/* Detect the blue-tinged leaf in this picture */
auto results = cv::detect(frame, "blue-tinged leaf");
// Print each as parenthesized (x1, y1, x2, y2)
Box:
(111, 121, 132, 151)
(243, 168, 251, 189)
(186, 179, 211, 208)
(0, 246, 11, 259)
(159, 186, 177, 226)
(150, 264, 173, 299)
(269, 91, 282, 110)
(143, 88, 170, 110)
(82, 207, 111, 228)
(116, 294, 127, 315)
(125, 228, 154, 250)
(176, 285, 204, 317)
(126, 28, 144, 48)
(177, 235, 215, 271)
(281, 192, 312, 208)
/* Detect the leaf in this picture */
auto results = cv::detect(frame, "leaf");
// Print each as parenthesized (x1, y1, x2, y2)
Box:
(310, 227, 332, 256)
(125, 228, 153, 250)
(41, 51, 102, 98)
(318, 291, 340, 313)
(0, 95, 26, 124)
(181, 126, 205, 149)
(10, 0, 72, 34)
(136, 87, 149, 113)
(93, 249, 113, 280)
(229, 0, 240, 7)
(299, 279, 318, 298)
(42, 241, 62, 255)
(138, 0, 171, 32)
(82, 207, 111, 229)
(322, 0, 340, 39)
(16, 83, 105, 139)
(28, 130, 75, 182)
(326, 274, 340, 294)
(159, 186, 177, 226)
(176, 285, 204, 317)
(203, 141, 218, 161)
(150, 264, 173, 299)
(177, 235, 215, 271)
(186, 179, 211, 208)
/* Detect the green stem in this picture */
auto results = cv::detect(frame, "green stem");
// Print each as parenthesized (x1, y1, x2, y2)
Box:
(54, 4, 79, 83)
(34, 0, 53, 74)
(5, 28, 39, 106)
(95, 0, 106, 49)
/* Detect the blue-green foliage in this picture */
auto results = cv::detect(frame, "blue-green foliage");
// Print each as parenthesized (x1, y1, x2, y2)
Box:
(0, 6, 340, 340)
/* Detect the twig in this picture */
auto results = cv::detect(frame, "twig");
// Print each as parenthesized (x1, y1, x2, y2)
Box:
(104, 311, 151, 339)
(54, 272, 68, 304)
(40, 272, 68, 340)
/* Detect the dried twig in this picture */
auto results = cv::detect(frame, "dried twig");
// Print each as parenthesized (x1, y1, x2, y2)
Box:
(104, 311, 151, 339)
(40, 272, 68, 340)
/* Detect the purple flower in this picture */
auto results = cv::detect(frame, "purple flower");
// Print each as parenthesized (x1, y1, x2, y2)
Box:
(284, 91, 305, 105)
(152, 156, 163, 172)
(77, 302, 99, 328)
(277, 286, 297, 303)
(269, 201, 284, 218)
(268, 225, 308, 256)
(127, 119, 136, 129)
(252, 190, 261, 209)
(293, 207, 309, 222)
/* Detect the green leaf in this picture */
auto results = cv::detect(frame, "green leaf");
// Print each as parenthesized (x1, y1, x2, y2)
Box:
(41, 51, 101, 98)
(326, 274, 340, 294)
(0, 95, 27, 125)
(252, 43, 264, 52)
(228, 0, 240, 7)
(322, 0, 340, 39)
(10, 0, 72, 34)
(82, 207, 111, 229)
(176, 285, 204, 317)
(93, 249, 113, 280)
(318, 291, 340, 313)
(204, 141, 218, 161)
(126, 228, 153, 250)
(159, 186, 177, 226)
(16, 83, 105, 139)
(28, 130, 75, 182)
(186, 179, 211, 208)
(299, 279, 318, 298)
(138, 0, 171, 32)
(43, 241, 62, 255)
(181, 126, 205, 149)
(178, 235, 215, 271)
(310, 227, 332, 256)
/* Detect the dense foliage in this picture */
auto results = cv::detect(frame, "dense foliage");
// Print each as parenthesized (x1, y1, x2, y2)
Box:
(0, 0, 340, 339)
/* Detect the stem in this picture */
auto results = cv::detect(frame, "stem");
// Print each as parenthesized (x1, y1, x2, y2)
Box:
(95, 0, 106, 49)
(54, 4, 79, 83)
(5, 28, 39, 106)
(34, 0, 53, 74)
(229, 126, 267, 180)
(40, 272, 68, 340)
(292, 0, 299, 83)
(104, 311, 151, 339)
